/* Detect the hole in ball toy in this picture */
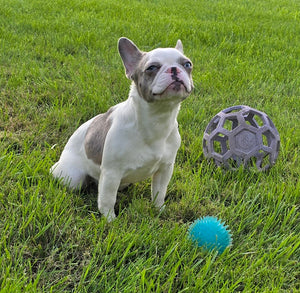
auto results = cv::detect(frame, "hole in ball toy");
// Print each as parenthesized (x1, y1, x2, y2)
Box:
(213, 140, 222, 154)
(262, 133, 269, 147)
(244, 112, 264, 128)
(212, 133, 229, 155)
(262, 130, 275, 147)
(222, 117, 239, 131)
(253, 114, 264, 127)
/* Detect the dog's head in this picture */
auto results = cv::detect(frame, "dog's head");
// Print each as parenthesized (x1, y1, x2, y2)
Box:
(118, 38, 193, 103)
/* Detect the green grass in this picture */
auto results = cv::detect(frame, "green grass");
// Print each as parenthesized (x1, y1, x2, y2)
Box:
(0, 0, 299, 291)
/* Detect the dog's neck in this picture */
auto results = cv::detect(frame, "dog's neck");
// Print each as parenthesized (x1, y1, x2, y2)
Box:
(128, 83, 181, 143)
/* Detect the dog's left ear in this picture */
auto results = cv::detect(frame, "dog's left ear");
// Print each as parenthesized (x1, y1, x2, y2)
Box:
(175, 40, 184, 54)
(118, 38, 143, 79)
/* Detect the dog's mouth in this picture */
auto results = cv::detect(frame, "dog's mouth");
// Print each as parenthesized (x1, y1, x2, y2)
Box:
(169, 80, 186, 91)
(153, 80, 188, 96)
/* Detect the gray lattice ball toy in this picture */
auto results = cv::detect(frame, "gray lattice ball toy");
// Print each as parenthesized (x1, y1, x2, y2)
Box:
(203, 105, 280, 171)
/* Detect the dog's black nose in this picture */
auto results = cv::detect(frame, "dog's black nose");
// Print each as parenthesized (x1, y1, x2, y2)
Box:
(170, 67, 181, 81)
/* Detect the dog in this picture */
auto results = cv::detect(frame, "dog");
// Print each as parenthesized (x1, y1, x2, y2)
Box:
(50, 37, 193, 221)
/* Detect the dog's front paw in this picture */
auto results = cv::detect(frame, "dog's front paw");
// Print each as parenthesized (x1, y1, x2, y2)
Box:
(105, 213, 116, 223)
(158, 204, 166, 213)
(156, 204, 166, 215)
(100, 208, 116, 222)
(153, 200, 166, 214)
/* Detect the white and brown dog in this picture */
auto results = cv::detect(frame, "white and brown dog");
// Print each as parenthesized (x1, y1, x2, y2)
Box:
(50, 38, 193, 221)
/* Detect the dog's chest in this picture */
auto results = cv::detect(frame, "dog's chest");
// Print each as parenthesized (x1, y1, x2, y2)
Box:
(120, 142, 165, 183)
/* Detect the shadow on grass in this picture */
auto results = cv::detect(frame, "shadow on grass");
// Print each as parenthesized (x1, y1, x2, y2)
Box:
(79, 178, 138, 217)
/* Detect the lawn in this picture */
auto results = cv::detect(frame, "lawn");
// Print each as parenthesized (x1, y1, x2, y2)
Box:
(0, 0, 299, 292)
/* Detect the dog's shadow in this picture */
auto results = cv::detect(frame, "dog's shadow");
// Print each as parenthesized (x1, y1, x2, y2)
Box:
(80, 177, 138, 217)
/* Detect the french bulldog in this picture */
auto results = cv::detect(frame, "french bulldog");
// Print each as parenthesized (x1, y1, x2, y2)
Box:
(50, 37, 193, 221)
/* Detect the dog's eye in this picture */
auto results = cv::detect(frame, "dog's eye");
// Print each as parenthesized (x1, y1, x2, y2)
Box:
(146, 65, 160, 72)
(183, 61, 192, 69)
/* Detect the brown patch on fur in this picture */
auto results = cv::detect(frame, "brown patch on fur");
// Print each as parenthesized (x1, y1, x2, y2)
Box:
(132, 55, 158, 103)
(84, 108, 114, 165)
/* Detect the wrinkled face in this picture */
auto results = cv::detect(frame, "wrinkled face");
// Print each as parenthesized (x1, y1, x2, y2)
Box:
(132, 48, 193, 102)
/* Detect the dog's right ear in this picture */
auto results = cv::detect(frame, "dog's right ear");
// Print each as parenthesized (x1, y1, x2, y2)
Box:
(175, 40, 184, 54)
(118, 38, 143, 79)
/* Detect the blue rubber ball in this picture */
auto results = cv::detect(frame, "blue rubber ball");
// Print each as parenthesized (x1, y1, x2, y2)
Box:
(188, 216, 232, 254)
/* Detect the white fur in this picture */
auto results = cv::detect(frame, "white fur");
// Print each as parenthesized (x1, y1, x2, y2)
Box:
(51, 38, 193, 221)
